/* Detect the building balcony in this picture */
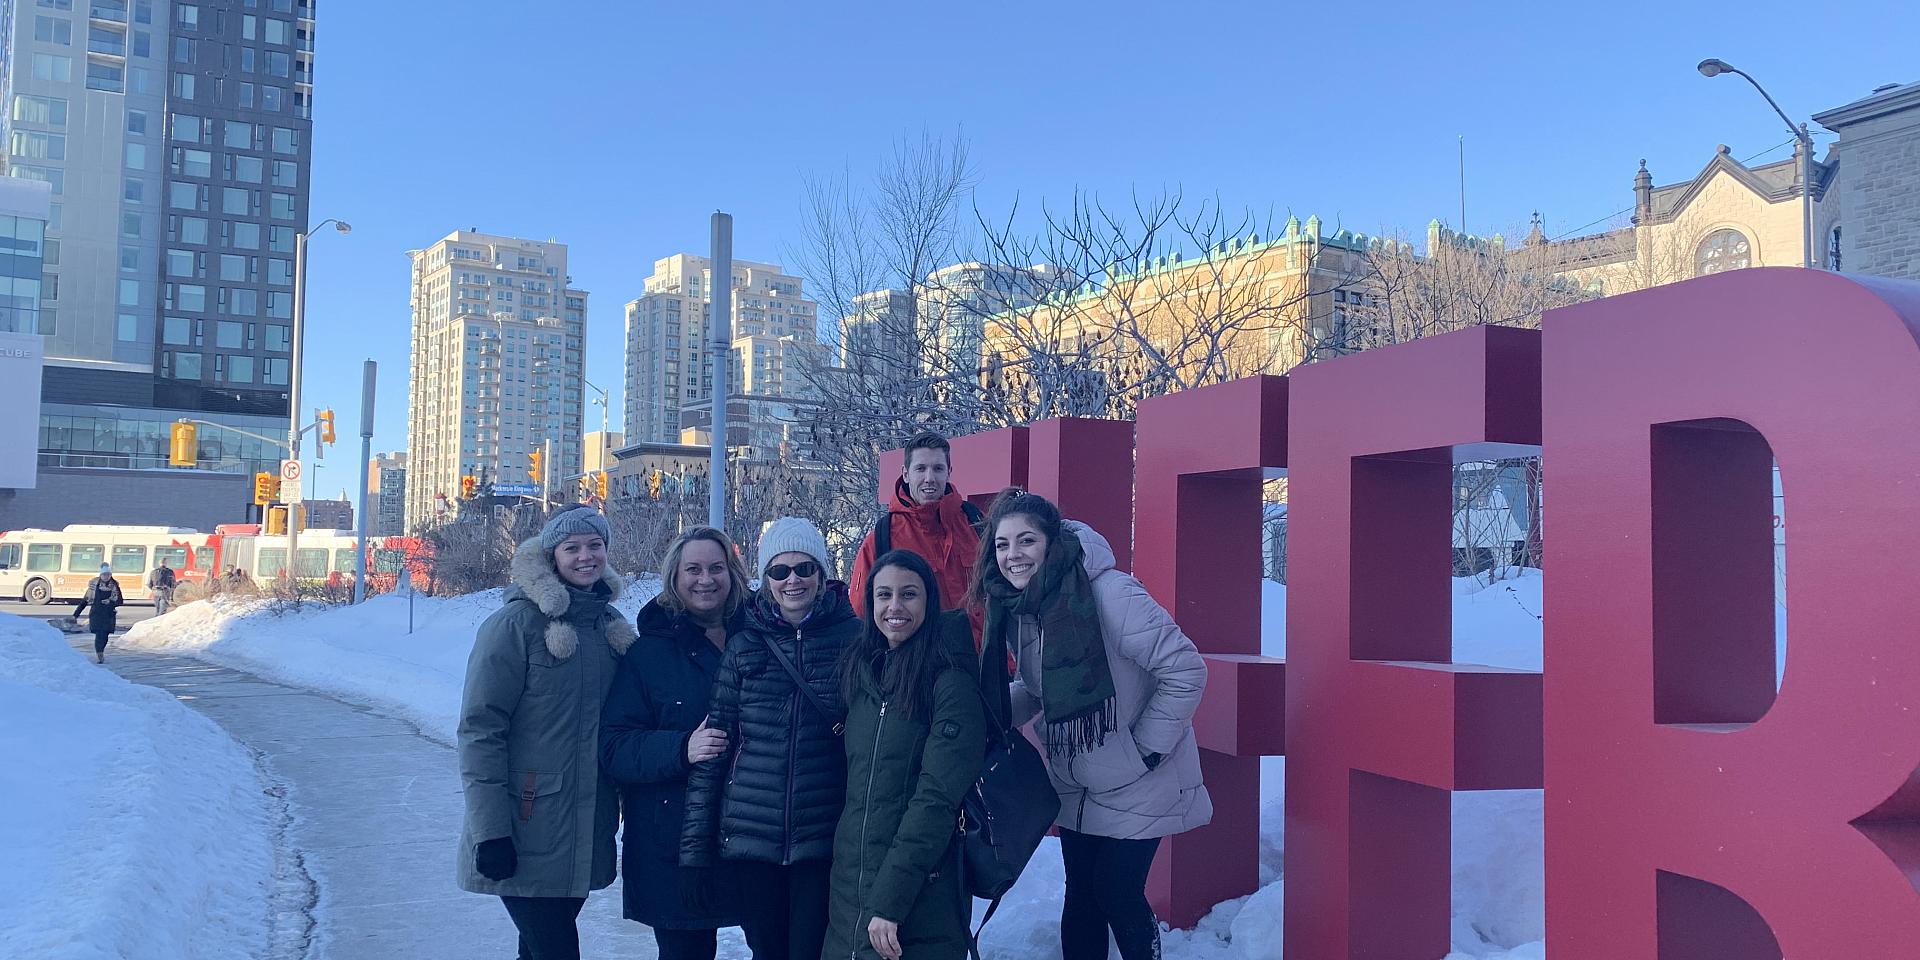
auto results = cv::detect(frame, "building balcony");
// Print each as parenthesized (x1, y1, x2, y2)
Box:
(88, 1, 129, 24)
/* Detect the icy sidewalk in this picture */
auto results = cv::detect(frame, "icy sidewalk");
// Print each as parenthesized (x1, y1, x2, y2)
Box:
(77, 635, 696, 960)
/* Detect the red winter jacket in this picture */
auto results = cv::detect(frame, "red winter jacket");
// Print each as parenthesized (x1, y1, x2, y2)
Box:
(849, 479, 984, 645)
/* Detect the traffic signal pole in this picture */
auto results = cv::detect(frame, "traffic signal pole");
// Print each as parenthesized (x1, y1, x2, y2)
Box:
(354, 360, 375, 603)
(708, 212, 732, 531)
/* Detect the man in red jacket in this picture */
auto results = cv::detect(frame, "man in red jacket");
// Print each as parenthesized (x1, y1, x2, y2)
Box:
(849, 433, 985, 637)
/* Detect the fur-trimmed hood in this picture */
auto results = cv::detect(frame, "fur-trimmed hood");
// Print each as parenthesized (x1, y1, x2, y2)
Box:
(508, 537, 637, 659)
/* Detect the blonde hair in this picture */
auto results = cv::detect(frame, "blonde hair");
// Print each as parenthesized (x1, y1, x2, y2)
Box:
(657, 526, 749, 618)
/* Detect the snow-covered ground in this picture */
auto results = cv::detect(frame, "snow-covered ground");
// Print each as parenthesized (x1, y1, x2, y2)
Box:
(0, 614, 274, 960)
(112, 569, 1551, 959)
(117, 580, 660, 744)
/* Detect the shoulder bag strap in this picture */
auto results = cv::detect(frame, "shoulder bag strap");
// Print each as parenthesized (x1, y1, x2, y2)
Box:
(762, 633, 843, 735)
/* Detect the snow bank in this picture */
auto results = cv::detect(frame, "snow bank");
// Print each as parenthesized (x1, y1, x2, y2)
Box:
(0, 613, 273, 960)
(117, 571, 1547, 958)
(119, 579, 660, 744)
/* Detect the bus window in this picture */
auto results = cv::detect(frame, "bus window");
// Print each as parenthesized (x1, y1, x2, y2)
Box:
(373, 548, 402, 574)
(194, 547, 213, 571)
(258, 548, 287, 577)
(295, 548, 328, 578)
(68, 544, 104, 572)
(27, 544, 61, 571)
(334, 548, 356, 573)
(154, 546, 190, 571)
(0, 544, 19, 570)
(111, 545, 147, 574)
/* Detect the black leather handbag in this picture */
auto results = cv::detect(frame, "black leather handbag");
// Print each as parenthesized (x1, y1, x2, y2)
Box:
(955, 630, 1062, 959)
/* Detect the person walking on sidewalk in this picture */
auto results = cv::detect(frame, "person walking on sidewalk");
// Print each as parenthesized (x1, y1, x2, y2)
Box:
(968, 490, 1213, 960)
(600, 527, 751, 960)
(74, 564, 124, 664)
(456, 506, 637, 960)
(848, 433, 986, 642)
(680, 517, 861, 960)
(824, 550, 986, 960)
(147, 560, 176, 616)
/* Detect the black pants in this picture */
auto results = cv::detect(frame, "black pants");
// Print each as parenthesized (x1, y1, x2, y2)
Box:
(733, 859, 831, 960)
(499, 895, 586, 960)
(652, 926, 718, 960)
(93, 631, 110, 655)
(1059, 829, 1162, 960)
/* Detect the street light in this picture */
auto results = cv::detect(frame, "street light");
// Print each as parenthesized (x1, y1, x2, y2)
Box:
(287, 217, 352, 581)
(1697, 59, 1815, 270)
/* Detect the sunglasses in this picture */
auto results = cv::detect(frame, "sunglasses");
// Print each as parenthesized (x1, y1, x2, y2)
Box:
(765, 561, 820, 582)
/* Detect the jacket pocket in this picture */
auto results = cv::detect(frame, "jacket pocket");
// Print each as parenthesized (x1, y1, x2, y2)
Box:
(525, 647, 569, 698)
(1065, 726, 1150, 793)
(506, 770, 566, 853)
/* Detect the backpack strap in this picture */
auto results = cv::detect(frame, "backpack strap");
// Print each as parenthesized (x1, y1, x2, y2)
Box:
(961, 499, 985, 533)
(873, 509, 892, 558)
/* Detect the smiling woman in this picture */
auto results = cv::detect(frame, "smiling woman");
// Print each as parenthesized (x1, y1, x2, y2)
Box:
(456, 505, 635, 960)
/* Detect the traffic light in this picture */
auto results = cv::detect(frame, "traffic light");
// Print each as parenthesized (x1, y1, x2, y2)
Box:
(317, 408, 336, 445)
(527, 449, 543, 482)
(460, 475, 477, 499)
(253, 472, 280, 505)
(266, 505, 288, 535)
(594, 471, 609, 500)
(648, 469, 662, 500)
(168, 421, 198, 467)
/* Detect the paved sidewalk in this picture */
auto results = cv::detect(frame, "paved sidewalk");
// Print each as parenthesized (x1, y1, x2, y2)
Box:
(77, 635, 748, 959)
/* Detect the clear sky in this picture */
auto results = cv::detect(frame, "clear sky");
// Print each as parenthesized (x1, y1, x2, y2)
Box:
(294, 0, 1914, 495)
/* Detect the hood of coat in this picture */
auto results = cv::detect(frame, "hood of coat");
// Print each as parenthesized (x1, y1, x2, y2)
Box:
(508, 537, 636, 659)
(890, 477, 970, 526)
(1062, 520, 1117, 581)
(635, 595, 741, 647)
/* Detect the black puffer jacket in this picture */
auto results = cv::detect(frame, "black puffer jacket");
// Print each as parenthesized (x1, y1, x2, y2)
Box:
(680, 582, 860, 867)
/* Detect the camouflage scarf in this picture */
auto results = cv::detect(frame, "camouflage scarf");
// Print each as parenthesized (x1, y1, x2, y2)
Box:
(981, 527, 1117, 759)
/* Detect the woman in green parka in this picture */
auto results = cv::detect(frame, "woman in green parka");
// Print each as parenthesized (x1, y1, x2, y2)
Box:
(824, 549, 987, 960)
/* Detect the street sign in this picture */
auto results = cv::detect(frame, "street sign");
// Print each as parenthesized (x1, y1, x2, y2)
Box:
(492, 482, 540, 496)
(279, 459, 304, 501)
(280, 459, 302, 482)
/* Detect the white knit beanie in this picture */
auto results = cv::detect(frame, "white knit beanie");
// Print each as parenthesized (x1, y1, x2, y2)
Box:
(756, 517, 830, 579)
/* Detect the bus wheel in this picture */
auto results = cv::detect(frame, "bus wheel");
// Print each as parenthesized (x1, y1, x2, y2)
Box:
(24, 578, 51, 605)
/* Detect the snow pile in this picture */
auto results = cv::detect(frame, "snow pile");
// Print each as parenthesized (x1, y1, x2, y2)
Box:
(119, 578, 660, 744)
(0, 613, 273, 960)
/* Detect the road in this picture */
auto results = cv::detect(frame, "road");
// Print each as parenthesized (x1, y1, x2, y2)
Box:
(0, 597, 160, 633)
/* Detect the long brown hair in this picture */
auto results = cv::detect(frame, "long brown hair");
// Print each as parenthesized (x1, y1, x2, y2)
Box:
(841, 549, 964, 721)
(964, 487, 1064, 608)
(656, 526, 749, 618)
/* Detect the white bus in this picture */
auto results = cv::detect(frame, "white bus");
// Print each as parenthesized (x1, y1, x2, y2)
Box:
(0, 525, 216, 604)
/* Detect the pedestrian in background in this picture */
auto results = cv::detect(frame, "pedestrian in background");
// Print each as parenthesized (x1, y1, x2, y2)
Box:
(75, 564, 124, 665)
(680, 517, 860, 960)
(147, 559, 176, 616)
(456, 506, 636, 960)
(824, 549, 985, 960)
(969, 489, 1212, 960)
(600, 526, 752, 960)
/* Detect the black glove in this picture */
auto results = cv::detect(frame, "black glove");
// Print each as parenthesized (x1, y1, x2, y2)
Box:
(680, 865, 714, 914)
(475, 836, 517, 881)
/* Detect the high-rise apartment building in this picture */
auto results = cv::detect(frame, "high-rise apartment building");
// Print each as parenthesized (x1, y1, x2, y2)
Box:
(404, 230, 587, 529)
(0, 0, 317, 529)
(366, 450, 404, 536)
(622, 254, 819, 444)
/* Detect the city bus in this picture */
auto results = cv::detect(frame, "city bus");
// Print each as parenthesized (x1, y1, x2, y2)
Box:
(0, 524, 433, 603)
(0, 525, 218, 604)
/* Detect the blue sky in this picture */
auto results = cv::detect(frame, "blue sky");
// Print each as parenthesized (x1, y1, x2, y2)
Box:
(294, 0, 1913, 493)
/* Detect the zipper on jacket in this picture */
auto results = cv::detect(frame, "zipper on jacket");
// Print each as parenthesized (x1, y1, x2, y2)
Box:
(854, 698, 888, 959)
(784, 626, 801, 864)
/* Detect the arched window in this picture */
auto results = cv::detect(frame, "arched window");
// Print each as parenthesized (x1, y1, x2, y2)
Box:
(1695, 229, 1753, 276)
(1829, 225, 1843, 271)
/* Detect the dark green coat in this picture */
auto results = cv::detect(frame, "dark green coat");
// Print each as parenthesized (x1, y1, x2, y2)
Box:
(823, 629, 987, 960)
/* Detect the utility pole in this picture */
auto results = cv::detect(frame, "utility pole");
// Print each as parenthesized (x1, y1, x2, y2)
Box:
(708, 212, 732, 531)
(287, 218, 351, 582)
(543, 436, 554, 509)
(354, 360, 375, 603)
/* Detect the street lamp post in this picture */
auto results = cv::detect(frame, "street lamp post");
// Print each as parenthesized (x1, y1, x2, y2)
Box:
(1697, 59, 1816, 270)
(288, 218, 352, 582)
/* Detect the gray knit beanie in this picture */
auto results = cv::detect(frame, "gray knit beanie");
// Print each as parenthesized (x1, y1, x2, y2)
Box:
(539, 505, 611, 551)
(756, 516, 830, 579)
